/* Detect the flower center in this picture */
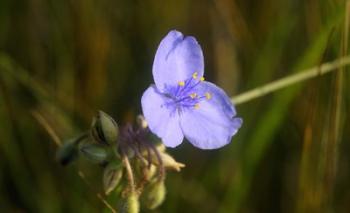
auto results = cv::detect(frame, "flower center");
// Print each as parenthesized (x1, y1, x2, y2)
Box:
(164, 72, 212, 113)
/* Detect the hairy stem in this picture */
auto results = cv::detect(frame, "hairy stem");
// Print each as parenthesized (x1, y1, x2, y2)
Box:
(122, 153, 136, 192)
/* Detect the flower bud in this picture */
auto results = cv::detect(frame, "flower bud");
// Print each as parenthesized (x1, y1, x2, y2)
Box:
(103, 161, 123, 195)
(118, 192, 140, 213)
(151, 152, 185, 172)
(141, 180, 166, 210)
(136, 115, 148, 129)
(156, 142, 166, 152)
(80, 143, 110, 164)
(91, 111, 119, 145)
(56, 139, 79, 166)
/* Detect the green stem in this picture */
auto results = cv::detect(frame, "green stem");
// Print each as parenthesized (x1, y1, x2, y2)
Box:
(231, 56, 350, 105)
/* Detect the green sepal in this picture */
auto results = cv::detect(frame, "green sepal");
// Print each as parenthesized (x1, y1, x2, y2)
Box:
(91, 111, 119, 145)
(103, 161, 123, 195)
(79, 143, 110, 164)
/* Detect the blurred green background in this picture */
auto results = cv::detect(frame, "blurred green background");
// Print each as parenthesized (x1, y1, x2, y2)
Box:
(0, 0, 350, 212)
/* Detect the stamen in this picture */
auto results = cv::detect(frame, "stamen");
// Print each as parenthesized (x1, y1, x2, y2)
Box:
(190, 93, 197, 99)
(178, 81, 185, 86)
(205, 92, 212, 100)
(170, 75, 209, 111)
(174, 96, 192, 103)
(194, 103, 200, 109)
(178, 78, 192, 96)
(185, 80, 202, 93)
(192, 72, 198, 79)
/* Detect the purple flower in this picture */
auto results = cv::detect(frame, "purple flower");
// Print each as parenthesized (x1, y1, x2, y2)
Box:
(141, 30, 242, 149)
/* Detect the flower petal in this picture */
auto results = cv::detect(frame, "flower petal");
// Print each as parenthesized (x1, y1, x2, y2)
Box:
(141, 85, 184, 147)
(179, 82, 242, 149)
(153, 30, 204, 91)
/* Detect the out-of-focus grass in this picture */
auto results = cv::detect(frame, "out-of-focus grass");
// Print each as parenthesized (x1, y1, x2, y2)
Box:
(0, 0, 350, 212)
(221, 6, 344, 212)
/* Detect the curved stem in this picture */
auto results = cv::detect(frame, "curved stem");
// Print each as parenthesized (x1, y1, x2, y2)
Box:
(122, 153, 136, 192)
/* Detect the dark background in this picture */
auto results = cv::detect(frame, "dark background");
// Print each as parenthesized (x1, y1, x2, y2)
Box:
(0, 0, 349, 212)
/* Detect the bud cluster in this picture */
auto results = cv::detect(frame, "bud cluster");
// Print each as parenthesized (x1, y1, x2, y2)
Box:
(56, 111, 185, 212)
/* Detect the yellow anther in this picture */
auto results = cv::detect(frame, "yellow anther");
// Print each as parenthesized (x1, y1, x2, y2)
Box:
(190, 93, 197, 99)
(194, 103, 200, 109)
(192, 72, 198, 79)
(178, 81, 185, 86)
(200, 77, 205, 81)
(205, 92, 212, 100)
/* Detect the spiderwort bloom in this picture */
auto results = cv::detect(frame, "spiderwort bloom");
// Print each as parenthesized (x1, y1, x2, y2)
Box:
(141, 30, 242, 149)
